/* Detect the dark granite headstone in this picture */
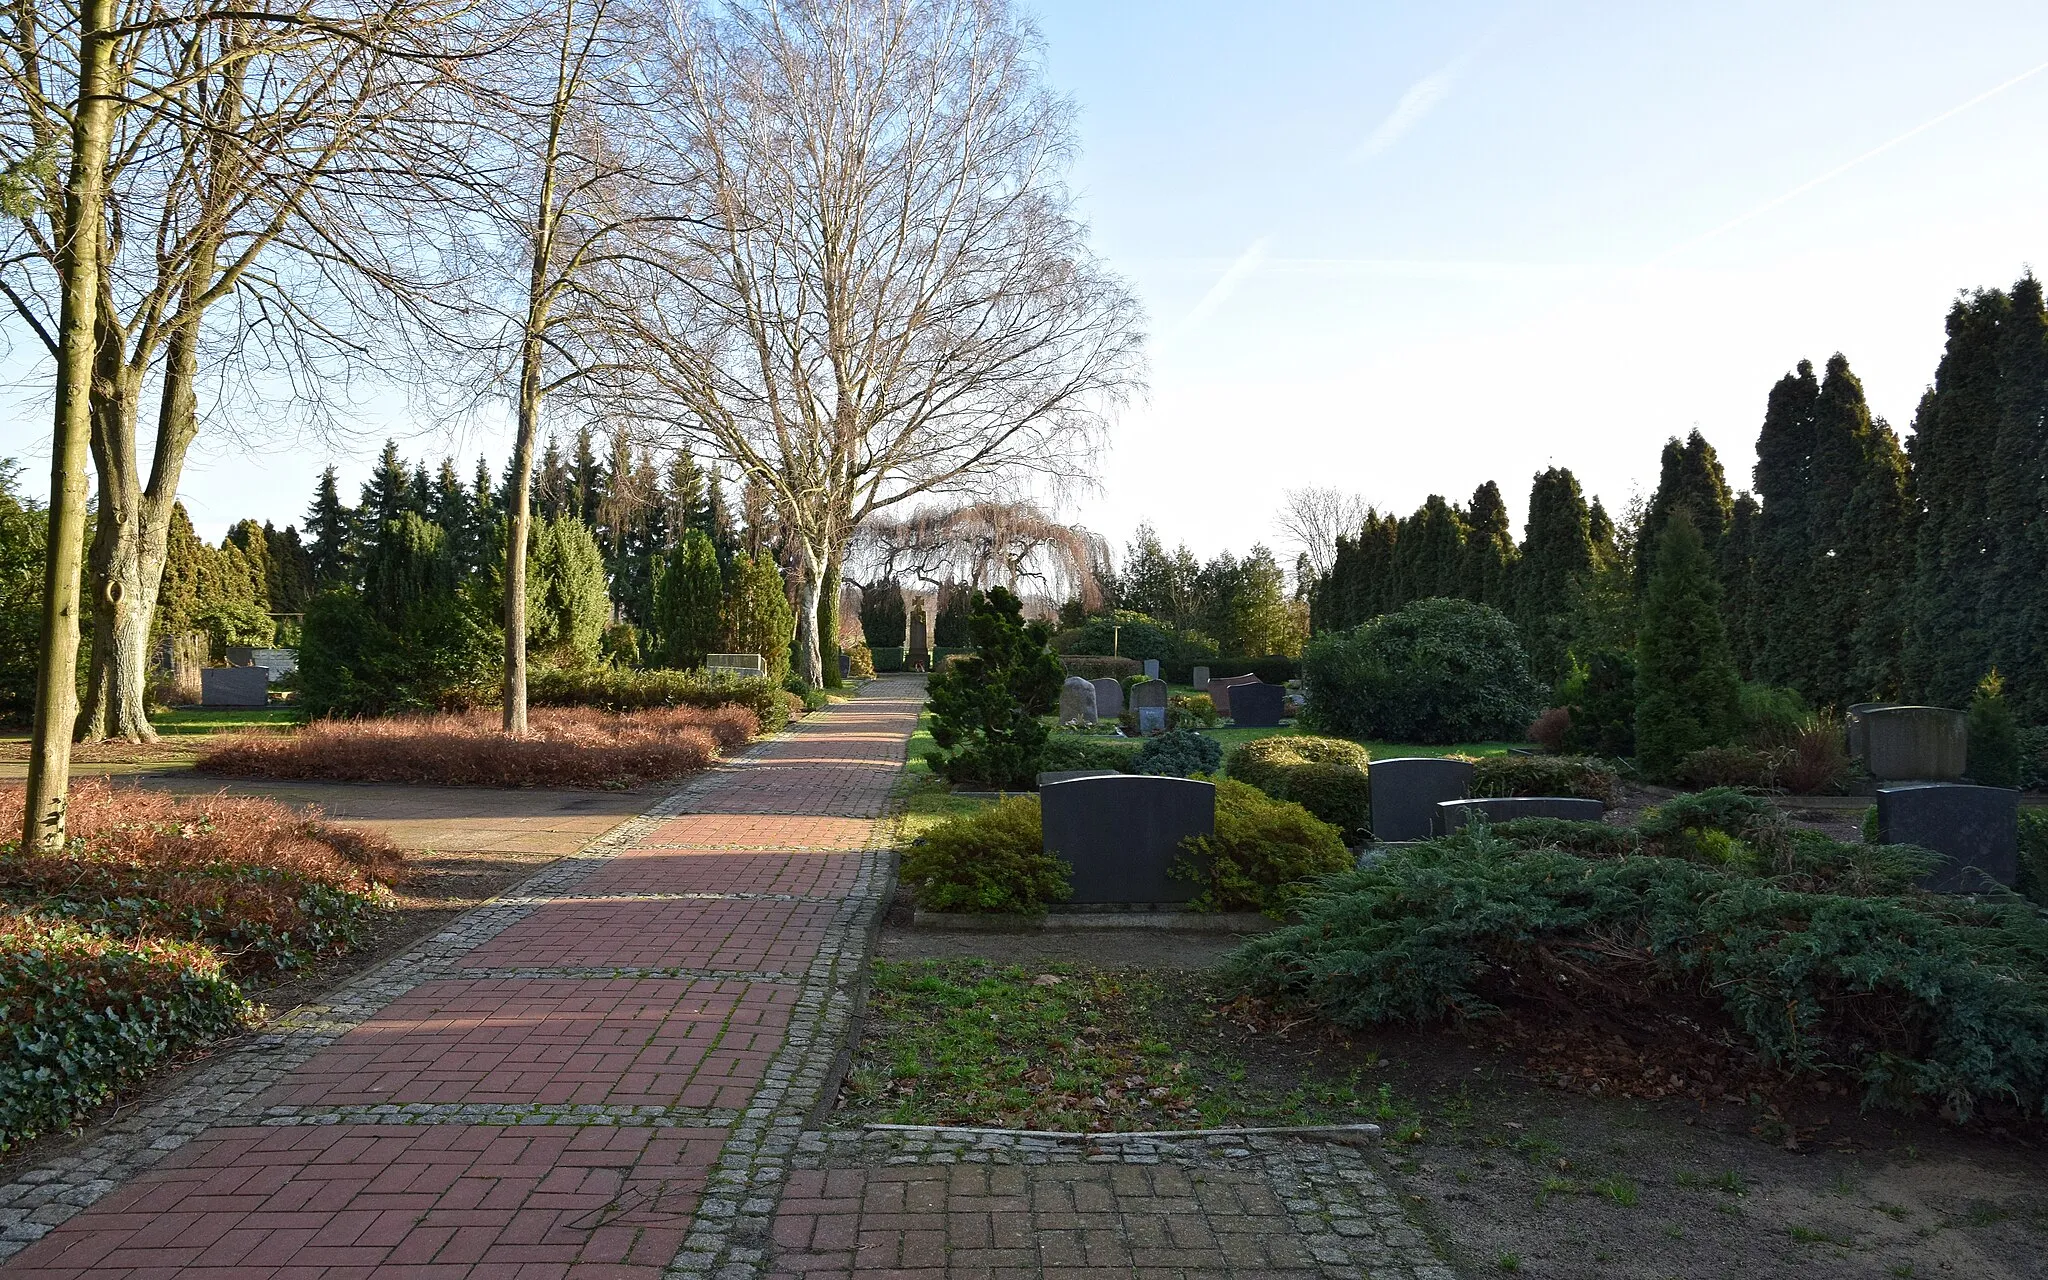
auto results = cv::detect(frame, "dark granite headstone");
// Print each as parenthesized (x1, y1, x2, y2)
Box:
(1040, 775, 1215, 904)
(1230, 680, 1284, 727)
(1877, 782, 2020, 893)
(1368, 757, 1473, 842)
(1434, 796, 1605, 835)
(840, 652, 852, 679)
(1038, 769, 1121, 787)
(201, 666, 270, 708)
(1092, 678, 1123, 718)
(1132, 679, 1169, 735)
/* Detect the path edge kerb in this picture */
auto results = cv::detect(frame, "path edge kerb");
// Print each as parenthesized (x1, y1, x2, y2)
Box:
(0, 700, 834, 1262)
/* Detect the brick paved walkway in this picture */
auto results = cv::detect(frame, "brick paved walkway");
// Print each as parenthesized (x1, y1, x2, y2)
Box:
(0, 676, 1454, 1279)
(0, 681, 921, 1280)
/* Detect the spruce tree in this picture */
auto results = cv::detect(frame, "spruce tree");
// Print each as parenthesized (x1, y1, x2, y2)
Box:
(409, 463, 434, 516)
(305, 465, 353, 588)
(570, 425, 602, 525)
(1460, 481, 1517, 609)
(1634, 510, 1742, 780)
(667, 449, 708, 540)
(1516, 468, 1596, 686)
(705, 471, 735, 556)
(534, 436, 570, 520)
(723, 549, 794, 683)
(431, 459, 475, 573)
(525, 515, 611, 664)
(358, 441, 411, 556)
(652, 529, 723, 668)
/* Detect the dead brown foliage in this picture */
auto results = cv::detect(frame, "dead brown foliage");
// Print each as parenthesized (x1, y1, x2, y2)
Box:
(194, 705, 758, 789)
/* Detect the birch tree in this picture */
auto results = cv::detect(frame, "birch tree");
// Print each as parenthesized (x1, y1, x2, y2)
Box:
(623, 0, 1143, 685)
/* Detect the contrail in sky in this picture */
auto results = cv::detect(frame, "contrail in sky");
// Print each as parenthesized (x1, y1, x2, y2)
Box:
(1351, 66, 1459, 162)
(1655, 54, 2048, 263)
(1170, 237, 1271, 342)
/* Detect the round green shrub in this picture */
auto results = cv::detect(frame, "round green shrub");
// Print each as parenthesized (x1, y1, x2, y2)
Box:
(1038, 734, 1135, 776)
(1300, 598, 1541, 744)
(1275, 764, 1373, 841)
(1178, 778, 1350, 915)
(1224, 735, 1373, 838)
(1132, 729, 1222, 777)
(900, 797, 1069, 914)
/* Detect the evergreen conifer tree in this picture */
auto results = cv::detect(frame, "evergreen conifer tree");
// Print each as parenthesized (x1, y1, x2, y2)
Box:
(722, 549, 794, 683)
(1967, 669, 2021, 787)
(525, 515, 611, 664)
(409, 463, 433, 516)
(705, 471, 735, 556)
(359, 442, 412, 558)
(1460, 481, 1517, 609)
(1515, 468, 1597, 686)
(666, 450, 708, 541)
(1636, 430, 1732, 597)
(431, 459, 475, 573)
(1986, 276, 2048, 721)
(1720, 493, 1761, 677)
(305, 466, 353, 588)
(570, 426, 602, 525)
(1750, 360, 1819, 686)
(263, 524, 316, 615)
(534, 436, 571, 520)
(1394, 495, 1466, 603)
(652, 529, 724, 668)
(1635, 510, 1742, 780)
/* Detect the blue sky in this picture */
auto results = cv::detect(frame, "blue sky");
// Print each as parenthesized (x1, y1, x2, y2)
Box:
(7, 0, 2048, 567)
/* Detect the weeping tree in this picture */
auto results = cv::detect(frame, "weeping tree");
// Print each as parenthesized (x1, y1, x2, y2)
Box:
(619, 0, 1144, 687)
(849, 499, 1109, 611)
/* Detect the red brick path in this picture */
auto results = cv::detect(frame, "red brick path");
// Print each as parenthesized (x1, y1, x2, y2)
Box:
(4, 681, 922, 1279)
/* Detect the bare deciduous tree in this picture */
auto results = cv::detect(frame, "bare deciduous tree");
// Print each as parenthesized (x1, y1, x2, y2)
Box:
(851, 500, 1105, 607)
(619, 0, 1143, 685)
(1276, 486, 1372, 582)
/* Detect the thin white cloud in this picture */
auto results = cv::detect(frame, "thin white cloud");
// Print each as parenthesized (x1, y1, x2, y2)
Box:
(1169, 237, 1271, 343)
(1655, 54, 2048, 263)
(1351, 68, 1457, 162)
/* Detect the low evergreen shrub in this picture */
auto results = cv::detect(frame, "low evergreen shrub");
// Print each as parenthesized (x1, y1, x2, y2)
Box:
(1223, 735, 1372, 838)
(1469, 755, 1617, 804)
(1037, 735, 1135, 777)
(869, 646, 906, 673)
(1225, 820, 2048, 1120)
(0, 914, 246, 1152)
(1131, 729, 1223, 777)
(1671, 745, 1779, 791)
(528, 666, 788, 731)
(1177, 779, 1350, 915)
(899, 797, 1068, 914)
(846, 644, 876, 680)
(1169, 694, 1220, 728)
(1488, 817, 1642, 857)
(1060, 655, 1141, 681)
(2019, 809, 2048, 907)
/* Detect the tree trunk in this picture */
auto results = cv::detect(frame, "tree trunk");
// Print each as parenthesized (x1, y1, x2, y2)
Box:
(81, 351, 157, 742)
(504, 333, 541, 736)
(818, 549, 841, 688)
(794, 541, 825, 688)
(25, 0, 119, 850)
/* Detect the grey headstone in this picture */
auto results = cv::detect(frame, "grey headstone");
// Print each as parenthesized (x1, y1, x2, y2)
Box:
(1368, 757, 1474, 842)
(1059, 676, 1099, 726)
(1434, 796, 1606, 836)
(200, 666, 271, 708)
(1862, 706, 1967, 781)
(1132, 679, 1169, 735)
(227, 646, 299, 682)
(1845, 702, 1902, 762)
(1207, 674, 1260, 717)
(1229, 680, 1284, 727)
(1877, 782, 2021, 893)
(1092, 678, 1123, 718)
(1191, 665, 1211, 691)
(840, 652, 852, 679)
(1038, 769, 1122, 787)
(1143, 658, 1161, 680)
(1041, 774, 1216, 904)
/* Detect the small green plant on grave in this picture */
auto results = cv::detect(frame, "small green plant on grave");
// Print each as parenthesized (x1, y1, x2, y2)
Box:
(898, 796, 1069, 914)
(1594, 1174, 1640, 1207)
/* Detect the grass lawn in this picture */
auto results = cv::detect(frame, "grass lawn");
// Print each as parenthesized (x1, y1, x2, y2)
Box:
(150, 707, 303, 736)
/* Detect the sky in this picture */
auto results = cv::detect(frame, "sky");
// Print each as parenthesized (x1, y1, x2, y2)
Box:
(6, 0, 2048, 568)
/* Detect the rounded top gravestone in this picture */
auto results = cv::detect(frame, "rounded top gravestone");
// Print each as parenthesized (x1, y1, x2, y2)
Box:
(1058, 676, 1099, 726)
(1040, 774, 1216, 905)
(1229, 680, 1285, 728)
(1206, 674, 1261, 718)
(1092, 678, 1124, 719)
(1368, 757, 1474, 843)
(1131, 679, 1169, 735)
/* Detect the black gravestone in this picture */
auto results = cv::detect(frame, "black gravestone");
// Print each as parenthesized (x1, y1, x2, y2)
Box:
(1230, 681, 1285, 727)
(1876, 783, 2021, 893)
(840, 652, 852, 679)
(1037, 769, 1122, 787)
(1434, 796, 1605, 835)
(1368, 757, 1473, 842)
(1040, 775, 1215, 905)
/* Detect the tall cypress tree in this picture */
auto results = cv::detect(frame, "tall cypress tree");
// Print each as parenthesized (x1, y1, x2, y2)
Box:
(652, 529, 724, 667)
(1395, 495, 1466, 603)
(1516, 468, 1596, 686)
(305, 465, 352, 589)
(1635, 510, 1741, 780)
(1750, 360, 1820, 687)
(1635, 430, 1732, 597)
(263, 523, 316, 615)
(1986, 276, 2048, 721)
(1906, 290, 2007, 704)
(1720, 492, 1761, 677)
(1460, 481, 1517, 609)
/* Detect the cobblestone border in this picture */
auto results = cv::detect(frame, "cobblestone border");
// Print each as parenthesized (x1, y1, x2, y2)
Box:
(783, 1128, 1458, 1280)
(0, 740, 770, 1259)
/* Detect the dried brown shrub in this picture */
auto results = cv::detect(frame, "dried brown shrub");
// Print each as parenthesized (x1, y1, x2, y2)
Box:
(1780, 713, 1851, 796)
(1526, 707, 1570, 752)
(195, 705, 757, 789)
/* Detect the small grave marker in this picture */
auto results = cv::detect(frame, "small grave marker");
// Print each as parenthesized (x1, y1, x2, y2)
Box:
(1092, 678, 1123, 718)
(1132, 679, 1169, 735)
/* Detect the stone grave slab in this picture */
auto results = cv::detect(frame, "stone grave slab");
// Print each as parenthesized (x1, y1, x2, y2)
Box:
(1143, 658, 1161, 679)
(1845, 702, 1902, 762)
(1230, 680, 1284, 727)
(1132, 679, 1169, 735)
(840, 652, 853, 679)
(1877, 782, 2020, 893)
(1041, 774, 1215, 904)
(1368, 757, 1473, 842)
(200, 666, 270, 708)
(1059, 676, 1099, 726)
(1434, 796, 1606, 836)
(1092, 678, 1124, 718)
(705, 653, 766, 676)
(1192, 665, 1211, 691)
(1207, 674, 1261, 717)
(1862, 706, 1967, 781)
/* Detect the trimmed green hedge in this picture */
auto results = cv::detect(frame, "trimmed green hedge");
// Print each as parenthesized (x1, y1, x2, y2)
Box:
(870, 646, 907, 672)
(1225, 736, 1372, 838)
(1060, 655, 1142, 681)
(527, 666, 787, 732)
(0, 915, 246, 1152)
